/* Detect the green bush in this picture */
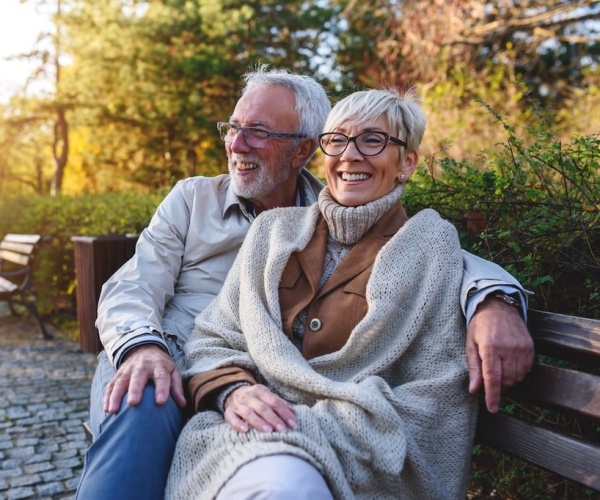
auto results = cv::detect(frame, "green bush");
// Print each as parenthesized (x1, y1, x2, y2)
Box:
(406, 106, 600, 318)
(0, 190, 167, 318)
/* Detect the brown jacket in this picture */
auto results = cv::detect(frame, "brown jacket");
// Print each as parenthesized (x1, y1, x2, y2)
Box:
(188, 202, 408, 411)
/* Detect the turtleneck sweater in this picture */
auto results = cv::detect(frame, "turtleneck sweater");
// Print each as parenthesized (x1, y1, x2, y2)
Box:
(291, 184, 405, 346)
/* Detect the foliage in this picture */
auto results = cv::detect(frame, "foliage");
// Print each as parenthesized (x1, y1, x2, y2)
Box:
(56, 0, 339, 191)
(3, 1, 599, 196)
(405, 106, 600, 318)
(337, 0, 600, 102)
(0, 190, 165, 315)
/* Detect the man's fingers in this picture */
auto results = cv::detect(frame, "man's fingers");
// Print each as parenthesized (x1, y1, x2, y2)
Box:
(465, 336, 483, 394)
(481, 355, 502, 413)
(170, 372, 187, 408)
(151, 368, 172, 405)
(125, 369, 150, 406)
(103, 345, 184, 412)
(105, 376, 130, 413)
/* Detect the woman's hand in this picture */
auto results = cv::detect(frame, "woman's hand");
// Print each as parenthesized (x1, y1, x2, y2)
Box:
(224, 384, 297, 434)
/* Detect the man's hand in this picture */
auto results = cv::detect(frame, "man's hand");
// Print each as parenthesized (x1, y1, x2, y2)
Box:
(103, 344, 187, 414)
(466, 297, 534, 413)
(223, 384, 297, 434)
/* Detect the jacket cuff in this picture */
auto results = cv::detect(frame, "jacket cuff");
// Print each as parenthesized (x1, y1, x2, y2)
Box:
(112, 332, 170, 369)
(466, 285, 528, 324)
(215, 382, 252, 413)
(187, 366, 257, 413)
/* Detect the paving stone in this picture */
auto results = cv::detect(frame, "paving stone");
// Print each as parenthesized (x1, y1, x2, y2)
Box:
(15, 438, 38, 447)
(52, 449, 77, 460)
(0, 468, 23, 480)
(23, 462, 54, 474)
(37, 482, 66, 496)
(41, 467, 74, 482)
(1, 459, 22, 470)
(6, 407, 30, 419)
(6, 486, 36, 499)
(8, 473, 41, 488)
(65, 476, 82, 492)
(25, 452, 52, 465)
(7, 446, 36, 460)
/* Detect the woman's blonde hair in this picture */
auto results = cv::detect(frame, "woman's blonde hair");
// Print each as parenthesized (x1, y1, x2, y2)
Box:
(324, 88, 426, 153)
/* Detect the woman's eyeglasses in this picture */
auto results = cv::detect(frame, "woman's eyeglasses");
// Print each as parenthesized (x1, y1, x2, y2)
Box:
(318, 131, 406, 157)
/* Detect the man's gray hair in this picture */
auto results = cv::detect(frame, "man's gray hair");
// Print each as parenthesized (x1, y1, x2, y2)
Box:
(242, 65, 331, 138)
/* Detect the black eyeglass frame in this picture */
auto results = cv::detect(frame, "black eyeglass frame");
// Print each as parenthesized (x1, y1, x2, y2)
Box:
(217, 122, 308, 146)
(318, 131, 407, 157)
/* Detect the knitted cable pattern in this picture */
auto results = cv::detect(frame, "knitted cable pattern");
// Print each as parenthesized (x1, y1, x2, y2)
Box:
(166, 205, 478, 500)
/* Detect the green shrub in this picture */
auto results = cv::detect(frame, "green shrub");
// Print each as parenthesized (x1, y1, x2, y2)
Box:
(406, 106, 600, 318)
(0, 190, 167, 318)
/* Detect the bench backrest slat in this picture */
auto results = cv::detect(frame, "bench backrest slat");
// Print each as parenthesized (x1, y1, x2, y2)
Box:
(477, 412, 600, 490)
(0, 275, 19, 293)
(0, 249, 33, 267)
(0, 234, 43, 268)
(0, 241, 39, 255)
(529, 310, 600, 359)
(3, 234, 42, 245)
(507, 364, 600, 419)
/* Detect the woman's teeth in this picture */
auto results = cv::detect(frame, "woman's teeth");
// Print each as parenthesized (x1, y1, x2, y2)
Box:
(341, 172, 370, 181)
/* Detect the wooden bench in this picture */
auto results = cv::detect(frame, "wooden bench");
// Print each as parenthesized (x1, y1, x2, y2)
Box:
(0, 233, 51, 339)
(475, 309, 600, 492)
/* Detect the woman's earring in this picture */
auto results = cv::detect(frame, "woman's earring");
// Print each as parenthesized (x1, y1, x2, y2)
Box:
(400, 174, 406, 182)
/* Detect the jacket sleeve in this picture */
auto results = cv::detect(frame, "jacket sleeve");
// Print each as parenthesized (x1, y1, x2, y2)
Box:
(96, 181, 192, 367)
(461, 250, 532, 319)
(188, 367, 257, 412)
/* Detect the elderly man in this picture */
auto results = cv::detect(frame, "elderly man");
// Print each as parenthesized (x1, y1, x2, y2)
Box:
(75, 66, 533, 500)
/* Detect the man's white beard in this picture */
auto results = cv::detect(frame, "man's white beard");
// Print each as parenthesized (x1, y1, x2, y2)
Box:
(229, 158, 293, 201)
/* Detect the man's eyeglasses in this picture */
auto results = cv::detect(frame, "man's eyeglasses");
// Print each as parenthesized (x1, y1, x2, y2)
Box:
(217, 122, 308, 149)
(318, 131, 407, 157)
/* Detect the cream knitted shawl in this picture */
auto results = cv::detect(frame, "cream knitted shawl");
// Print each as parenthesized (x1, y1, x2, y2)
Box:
(166, 204, 478, 500)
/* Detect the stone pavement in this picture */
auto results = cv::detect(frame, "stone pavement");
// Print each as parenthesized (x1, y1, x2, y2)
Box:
(0, 314, 98, 500)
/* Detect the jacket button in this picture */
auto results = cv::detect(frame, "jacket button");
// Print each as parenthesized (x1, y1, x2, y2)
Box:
(309, 318, 322, 331)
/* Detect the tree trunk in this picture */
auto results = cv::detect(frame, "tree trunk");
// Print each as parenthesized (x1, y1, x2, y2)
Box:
(50, 107, 68, 196)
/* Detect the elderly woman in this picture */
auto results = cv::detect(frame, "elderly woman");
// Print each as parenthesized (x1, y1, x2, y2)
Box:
(166, 88, 478, 499)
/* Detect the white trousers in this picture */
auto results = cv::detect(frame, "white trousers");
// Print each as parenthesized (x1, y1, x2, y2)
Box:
(216, 454, 333, 500)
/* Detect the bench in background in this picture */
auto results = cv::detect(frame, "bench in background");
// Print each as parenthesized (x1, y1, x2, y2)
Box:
(0, 233, 51, 339)
(475, 309, 600, 492)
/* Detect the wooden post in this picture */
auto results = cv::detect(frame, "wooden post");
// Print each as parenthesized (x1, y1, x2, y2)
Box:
(71, 235, 138, 353)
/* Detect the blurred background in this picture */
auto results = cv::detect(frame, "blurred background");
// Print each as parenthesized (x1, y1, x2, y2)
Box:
(0, 0, 599, 330)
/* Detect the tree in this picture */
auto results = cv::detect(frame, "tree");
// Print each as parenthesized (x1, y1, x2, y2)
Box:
(59, 0, 339, 190)
(332, 0, 600, 159)
(337, 0, 600, 100)
(0, 0, 73, 196)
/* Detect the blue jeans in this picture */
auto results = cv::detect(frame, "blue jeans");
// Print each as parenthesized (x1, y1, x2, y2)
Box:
(76, 351, 184, 500)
